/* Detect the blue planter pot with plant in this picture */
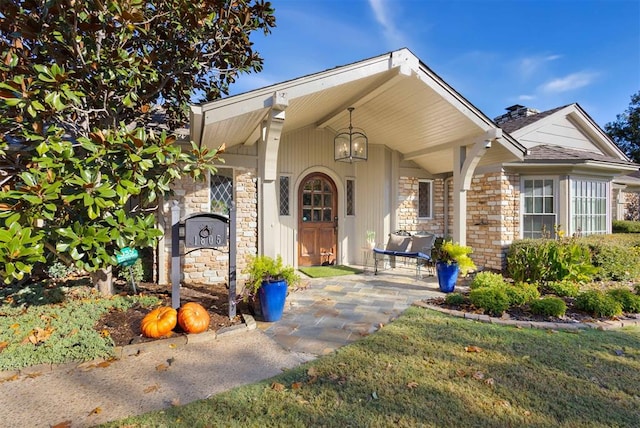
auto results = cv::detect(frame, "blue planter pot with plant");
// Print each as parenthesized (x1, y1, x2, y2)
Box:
(243, 254, 300, 322)
(436, 261, 459, 293)
(258, 279, 288, 322)
(432, 239, 476, 294)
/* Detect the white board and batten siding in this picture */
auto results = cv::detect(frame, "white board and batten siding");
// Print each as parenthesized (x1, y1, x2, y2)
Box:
(275, 125, 395, 268)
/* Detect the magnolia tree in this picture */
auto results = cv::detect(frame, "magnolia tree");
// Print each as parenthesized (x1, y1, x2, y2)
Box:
(0, 0, 275, 292)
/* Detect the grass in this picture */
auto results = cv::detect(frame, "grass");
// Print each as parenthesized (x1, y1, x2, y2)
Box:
(104, 307, 640, 427)
(298, 265, 363, 278)
(0, 279, 160, 370)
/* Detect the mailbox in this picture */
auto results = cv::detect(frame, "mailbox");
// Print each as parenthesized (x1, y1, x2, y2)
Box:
(184, 213, 228, 249)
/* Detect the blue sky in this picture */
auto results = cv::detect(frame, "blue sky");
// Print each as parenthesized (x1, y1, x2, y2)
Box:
(229, 0, 640, 128)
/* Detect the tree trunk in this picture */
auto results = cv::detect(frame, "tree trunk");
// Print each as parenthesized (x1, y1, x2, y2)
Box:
(91, 266, 114, 296)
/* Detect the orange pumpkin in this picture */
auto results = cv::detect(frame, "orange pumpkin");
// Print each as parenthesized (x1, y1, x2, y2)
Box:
(140, 306, 177, 338)
(177, 302, 210, 334)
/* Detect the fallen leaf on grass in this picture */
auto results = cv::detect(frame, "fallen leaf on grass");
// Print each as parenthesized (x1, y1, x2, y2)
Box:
(96, 360, 113, 369)
(484, 378, 495, 387)
(88, 407, 102, 416)
(51, 421, 72, 428)
(0, 341, 8, 352)
(406, 381, 419, 389)
(156, 363, 169, 372)
(170, 398, 181, 407)
(291, 381, 303, 390)
(25, 372, 42, 379)
(271, 382, 285, 392)
(455, 369, 467, 378)
(465, 345, 483, 353)
(472, 371, 485, 380)
(494, 399, 511, 408)
(144, 384, 160, 393)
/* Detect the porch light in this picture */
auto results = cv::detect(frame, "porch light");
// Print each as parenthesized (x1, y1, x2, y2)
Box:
(334, 107, 368, 163)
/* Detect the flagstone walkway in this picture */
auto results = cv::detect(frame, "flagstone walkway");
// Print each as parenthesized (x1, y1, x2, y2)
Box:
(256, 270, 445, 355)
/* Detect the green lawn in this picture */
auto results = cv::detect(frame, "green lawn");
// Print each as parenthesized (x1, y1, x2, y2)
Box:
(104, 307, 640, 427)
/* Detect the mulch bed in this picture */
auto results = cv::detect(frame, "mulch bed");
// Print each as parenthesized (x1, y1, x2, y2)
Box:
(98, 281, 249, 347)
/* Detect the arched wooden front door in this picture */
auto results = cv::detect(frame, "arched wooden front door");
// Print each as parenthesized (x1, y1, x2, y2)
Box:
(298, 173, 338, 266)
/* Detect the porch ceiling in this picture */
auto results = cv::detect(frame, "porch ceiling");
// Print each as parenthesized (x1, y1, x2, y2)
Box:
(193, 49, 526, 175)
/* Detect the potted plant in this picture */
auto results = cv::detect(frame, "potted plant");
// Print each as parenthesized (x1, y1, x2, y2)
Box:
(243, 254, 300, 322)
(366, 230, 376, 249)
(431, 239, 476, 293)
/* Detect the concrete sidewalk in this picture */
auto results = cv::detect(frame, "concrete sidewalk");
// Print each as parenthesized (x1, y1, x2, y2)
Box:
(0, 270, 441, 428)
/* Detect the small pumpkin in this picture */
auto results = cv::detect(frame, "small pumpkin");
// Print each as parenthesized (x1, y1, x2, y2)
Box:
(141, 306, 177, 338)
(177, 302, 210, 334)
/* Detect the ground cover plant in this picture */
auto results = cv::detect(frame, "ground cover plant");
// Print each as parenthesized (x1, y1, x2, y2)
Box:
(0, 279, 160, 370)
(104, 307, 640, 427)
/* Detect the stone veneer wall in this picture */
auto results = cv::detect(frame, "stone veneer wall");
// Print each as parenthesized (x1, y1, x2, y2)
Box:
(397, 177, 445, 234)
(466, 171, 519, 271)
(159, 169, 258, 285)
(397, 172, 520, 272)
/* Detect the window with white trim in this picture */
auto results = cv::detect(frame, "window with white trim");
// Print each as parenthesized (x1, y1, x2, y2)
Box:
(210, 168, 233, 215)
(418, 180, 433, 219)
(522, 178, 556, 238)
(571, 178, 608, 235)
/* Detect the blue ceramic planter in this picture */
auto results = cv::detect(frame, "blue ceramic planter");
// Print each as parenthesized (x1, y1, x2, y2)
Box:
(436, 261, 459, 293)
(258, 279, 288, 322)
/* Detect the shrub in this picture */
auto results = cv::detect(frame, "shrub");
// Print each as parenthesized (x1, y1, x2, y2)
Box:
(543, 280, 580, 298)
(469, 287, 510, 317)
(117, 259, 145, 285)
(506, 239, 596, 283)
(505, 283, 540, 306)
(606, 288, 640, 313)
(47, 262, 77, 280)
(470, 271, 505, 289)
(506, 240, 553, 283)
(575, 290, 623, 317)
(612, 220, 640, 233)
(530, 297, 567, 317)
(444, 293, 465, 306)
(635, 283, 640, 295)
(589, 242, 640, 281)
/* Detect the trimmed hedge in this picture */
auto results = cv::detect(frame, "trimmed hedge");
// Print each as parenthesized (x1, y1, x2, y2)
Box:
(612, 220, 640, 233)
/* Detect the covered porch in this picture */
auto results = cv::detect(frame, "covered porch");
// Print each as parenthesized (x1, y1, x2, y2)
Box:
(189, 48, 527, 270)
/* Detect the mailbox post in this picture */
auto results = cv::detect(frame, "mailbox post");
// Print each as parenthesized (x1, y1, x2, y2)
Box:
(171, 201, 237, 319)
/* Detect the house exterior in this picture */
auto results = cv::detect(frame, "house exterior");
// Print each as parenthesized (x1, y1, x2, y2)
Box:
(155, 48, 638, 286)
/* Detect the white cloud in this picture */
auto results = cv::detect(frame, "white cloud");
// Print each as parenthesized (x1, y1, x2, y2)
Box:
(368, 0, 406, 48)
(518, 54, 562, 77)
(539, 71, 599, 93)
(518, 94, 536, 101)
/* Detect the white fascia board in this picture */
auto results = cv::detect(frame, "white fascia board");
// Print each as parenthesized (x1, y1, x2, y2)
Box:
(198, 50, 408, 126)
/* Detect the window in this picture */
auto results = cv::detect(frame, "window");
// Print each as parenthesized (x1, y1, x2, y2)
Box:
(346, 179, 355, 216)
(522, 178, 556, 238)
(418, 180, 433, 218)
(279, 175, 290, 216)
(571, 179, 608, 235)
(210, 168, 233, 215)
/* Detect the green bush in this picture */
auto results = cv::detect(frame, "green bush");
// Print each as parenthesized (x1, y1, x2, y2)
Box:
(444, 293, 465, 306)
(506, 239, 596, 283)
(505, 282, 540, 306)
(469, 287, 510, 317)
(606, 288, 640, 313)
(530, 297, 567, 317)
(543, 280, 580, 298)
(46, 261, 77, 280)
(575, 290, 623, 317)
(469, 271, 506, 289)
(116, 259, 145, 285)
(589, 242, 640, 281)
(635, 284, 640, 295)
(612, 220, 640, 233)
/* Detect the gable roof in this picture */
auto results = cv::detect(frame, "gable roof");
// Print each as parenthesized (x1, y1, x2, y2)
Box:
(191, 48, 527, 175)
(497, 105, 569, 134)
(524, 145, 636, 167)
